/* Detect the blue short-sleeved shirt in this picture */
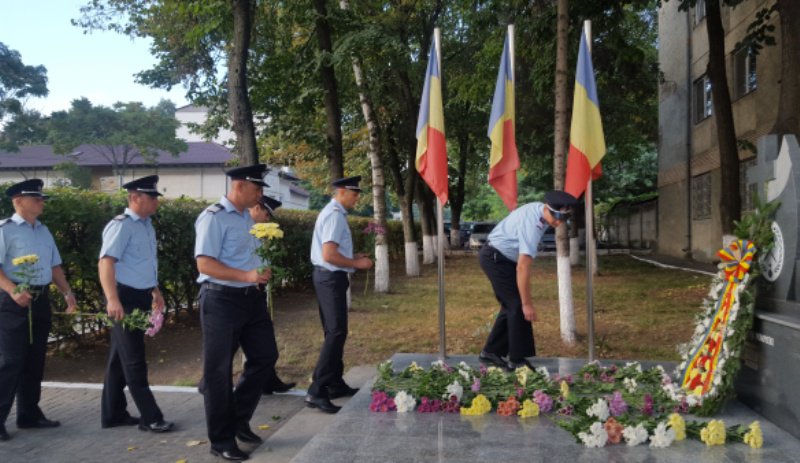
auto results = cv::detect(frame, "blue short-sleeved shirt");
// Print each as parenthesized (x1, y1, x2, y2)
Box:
(194, 196, 259, 287)
(310, 199, 354, 272)
(0, 213, 62, 285)
(486, 202, 550, 262)
(99, 208, 158, 289)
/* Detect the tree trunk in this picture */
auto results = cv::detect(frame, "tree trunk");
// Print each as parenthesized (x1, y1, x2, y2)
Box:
(417, 181, 436, 264)
(340, 0, 389, 293)
(387, 121, 419, 276)
(228, 0, 258, 166)
(554, 0, 576, 345)
(705, 0, 740, 234)
(773, 0, 800, 137)
(450, 131, 469, 249)
(314, 0, 344, 180)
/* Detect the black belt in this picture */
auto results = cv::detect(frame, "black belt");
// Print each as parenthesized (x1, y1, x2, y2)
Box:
(202, 282, 262, 295)
(117, 283, 155, 293)
(313, 266, 346, 274)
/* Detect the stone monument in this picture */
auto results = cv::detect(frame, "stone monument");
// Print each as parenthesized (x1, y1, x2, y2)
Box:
(738, 134, 800, 438)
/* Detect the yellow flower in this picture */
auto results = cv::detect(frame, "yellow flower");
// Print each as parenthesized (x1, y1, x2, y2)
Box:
(250, 222, 284, 240)
(700, 419, 726, 446)
(560, 380, 570, 400)
(409, 361, 423, 372)
(515, 366, 531, 386)
(460, 394, 492, 416)
(517, 399, 540, 418)
(250, 223, 270, 239)
(668, 413, 686, 441)
(743, 421, 763, 449)
(12, 254, 39, 266)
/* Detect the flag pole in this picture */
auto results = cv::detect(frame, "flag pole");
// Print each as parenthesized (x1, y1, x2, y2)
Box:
(583, 20, 596, 362)
(434, 27, 447, 361)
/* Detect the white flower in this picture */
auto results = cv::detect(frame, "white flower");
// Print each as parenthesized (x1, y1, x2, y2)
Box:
(655, 365, 665, 374)
(445, 381, 463, 401)
(578, 422, 608, 448)
(625, 361, 643, 372)
(536, 366, 550, 379)
(587, 398, 610, 421)
(649, 422, 676, 448)
(623, 423, 649, 446)
(458, 361, 471, 370)
(430, 360, 446, 370)
(623, 377, 638, 393)
(394, 391, 416, 413)
(687, 394, 700, 407)
(458, 369, 471, 383)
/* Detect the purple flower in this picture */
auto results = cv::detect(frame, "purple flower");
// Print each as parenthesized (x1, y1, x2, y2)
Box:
(471, 377, 481, 392)
(641, 393, 654, 416)
(145, 310, 164, 337)
(479, 364, 488, 375)
(599, 372, 615, 383)
(557, 405, 574, 416)
(607, 391, 628, 417)
(583, 372, 595, 382)
(673, 396, 689, 414)
(442, 395, 461, 413)
(516, 387, 525, 398)
(369, 391, 396, 412)
(532, 390, 553, 413)
(417, 397, 441, 413)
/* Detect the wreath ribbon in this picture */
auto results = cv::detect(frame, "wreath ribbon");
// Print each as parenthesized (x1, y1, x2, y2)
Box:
(681, 240, 756, 396)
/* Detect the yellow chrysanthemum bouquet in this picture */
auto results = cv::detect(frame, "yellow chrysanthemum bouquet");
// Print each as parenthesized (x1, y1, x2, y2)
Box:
(250, 222, 286, 317)
(12, 254, 41, 343)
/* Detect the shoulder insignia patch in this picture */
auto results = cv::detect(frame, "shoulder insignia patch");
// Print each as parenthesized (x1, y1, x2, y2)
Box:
(113, 214, 129, 222)
(206, 203, 224, 214)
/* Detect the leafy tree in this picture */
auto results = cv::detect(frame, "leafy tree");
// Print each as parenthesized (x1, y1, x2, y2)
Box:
(47, 98, 186, 177)
(0, 109, 48, 151)
(52, 161, 93, 189)
(0, 42, 48, 120)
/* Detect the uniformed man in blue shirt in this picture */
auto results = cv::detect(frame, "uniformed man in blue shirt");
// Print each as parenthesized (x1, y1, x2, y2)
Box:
(99, 175, 174, 433)
(478, 190, 577, 371)
(195, 164, 278, 461)
(305, 176, 373, 414)
(0, 179, 77, 442)
(249, 195, 297, 396)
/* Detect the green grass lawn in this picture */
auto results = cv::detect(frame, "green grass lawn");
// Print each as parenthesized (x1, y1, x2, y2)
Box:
(272, 254, 709, 386)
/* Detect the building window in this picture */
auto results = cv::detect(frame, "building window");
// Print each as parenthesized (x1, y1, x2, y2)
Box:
(740, 157, 758, 213)
(693, 75, 712, 123)
(694, 0, 707, 25)
(692, 173, 712, 220)
(733, 47, 757, 99)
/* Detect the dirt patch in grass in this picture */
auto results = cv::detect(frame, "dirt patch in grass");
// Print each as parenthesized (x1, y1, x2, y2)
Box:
(45, 255, 709, 387)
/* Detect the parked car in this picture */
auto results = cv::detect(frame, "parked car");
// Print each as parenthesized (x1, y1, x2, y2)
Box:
(538, 227, 556, 252)
(468, 222, 496, 249)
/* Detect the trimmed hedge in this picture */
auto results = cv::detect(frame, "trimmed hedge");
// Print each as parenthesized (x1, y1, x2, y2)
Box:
(0, 186, 411, 343)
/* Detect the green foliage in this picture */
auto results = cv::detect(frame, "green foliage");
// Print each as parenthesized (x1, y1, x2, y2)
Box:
(0, 42, 48, 120)
(52, 161, 93, 189)
(47, 98, 187, 175)
(734, 198, 780, 257)
(0, 109, 48, 152)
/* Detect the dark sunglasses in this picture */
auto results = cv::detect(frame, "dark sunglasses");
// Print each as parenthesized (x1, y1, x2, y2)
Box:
(546, 205, 572, 221)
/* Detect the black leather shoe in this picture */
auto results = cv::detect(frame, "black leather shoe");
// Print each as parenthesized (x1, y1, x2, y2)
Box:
(478, 351, 508, 369)
(263, 378, 296, 395)
(508, 358, 536, 370)
(101, 415, 140, 428)
(0, 425, 9, 441)
(17, 418, 60, 429)
(328, 385, 359, 399)
(210, 446, 249, 461)
(138, 420, 174, 433)
(235, 424, 263, 444)
(304, 395, 341, 414)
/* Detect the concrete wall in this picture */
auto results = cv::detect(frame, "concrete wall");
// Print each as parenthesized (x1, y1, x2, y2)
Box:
(658, 0, 783, 262)
(603, 201, 658, 250)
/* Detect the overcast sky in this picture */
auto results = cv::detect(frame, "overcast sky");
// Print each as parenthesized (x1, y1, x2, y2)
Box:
(1, 0, 189, 116)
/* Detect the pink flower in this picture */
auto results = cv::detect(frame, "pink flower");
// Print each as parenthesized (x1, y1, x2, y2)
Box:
(369, 391, 396, 412)
(471, 377, 481, 392)
(641, 393, 654, 416)
(532, 390, 553, 413)
(145, 310, 164, 337)
(607, 391, 628, 417)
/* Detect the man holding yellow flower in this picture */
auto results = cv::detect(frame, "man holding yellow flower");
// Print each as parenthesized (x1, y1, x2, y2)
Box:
(0, 179, 76, 442)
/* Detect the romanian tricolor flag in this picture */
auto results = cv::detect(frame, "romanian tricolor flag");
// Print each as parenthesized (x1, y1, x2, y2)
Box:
(415, 40, 448, 205)
(564, 30, 606, 199)
(487, 33, 519, 211)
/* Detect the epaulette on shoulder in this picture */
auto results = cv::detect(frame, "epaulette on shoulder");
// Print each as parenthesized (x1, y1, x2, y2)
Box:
(206, 203, 224, 214)
(0, 218, 10, 227)
(113, 214, 129, 222)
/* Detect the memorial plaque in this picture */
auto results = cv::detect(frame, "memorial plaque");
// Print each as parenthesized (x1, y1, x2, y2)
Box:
(738, 135, 800, 438)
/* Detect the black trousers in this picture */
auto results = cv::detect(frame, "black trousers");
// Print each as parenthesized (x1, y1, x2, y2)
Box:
(480, 245, 536, 360)
(199, 285, 276, 449)
(0, 289, 51, 427)
(308, 268, 349, 397)
(101, 284, 163, 426)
